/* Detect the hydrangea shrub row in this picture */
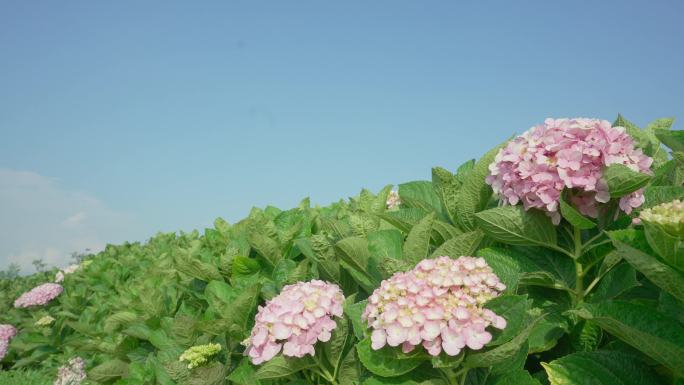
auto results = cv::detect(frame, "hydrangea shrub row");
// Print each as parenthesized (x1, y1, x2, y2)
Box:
(1, 115, 683, 385)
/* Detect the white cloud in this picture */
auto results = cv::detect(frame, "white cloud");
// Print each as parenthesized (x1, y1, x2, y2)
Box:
(61, 211, 87, 228)
(0, 168, 143, 273)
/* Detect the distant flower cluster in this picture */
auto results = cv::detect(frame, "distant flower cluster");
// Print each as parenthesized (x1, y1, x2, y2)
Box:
(486, 118, 653, 224)
(640, 199, 684, 236)
(363, 256, 507, 356)
(179, 343, 221, 369)
(55, 263, 82, 283)
(54, 357, 86, 385)
(14, 283, 64, 308)
(244, 280, 345, 364)
(386, 190, 401, 209)
(0, 324, 18, 361)
(35, 315, 56, 327)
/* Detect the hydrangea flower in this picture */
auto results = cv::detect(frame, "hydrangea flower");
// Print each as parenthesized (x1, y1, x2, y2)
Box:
(0, 324, 18, 361)
(486, 118, 653, 224)
(62, 264, 80, 275)
(179, 343, 221, 369)
(387, 190, 401, 209)
(639, 199, 684, 237)
(55, 271, 65, 283)
(14, 283, 64, 308)
(54, 357, 86, 385)
(243, 280, 345, 364)
(363, 256, 507, 357)
(35, 315, 56, 327)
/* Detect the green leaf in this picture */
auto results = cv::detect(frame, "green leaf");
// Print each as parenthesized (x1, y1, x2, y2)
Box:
(227, 359, 261, 385)
(369, 229, 404, 261)
(559, 197, 596, 229)
(88, 359, 129, 383)
(475, 206, 557, 248)
(603, 164, 651, 198)
(608, 230, 684, 302)
(456, 143, 503, 231)
(655, 128, 684, 152)
(338, 346, 362, 385)
(577, 301, 684, 375)
(344, 299, 368, 340)
(486, 370, 541, 385)
(335, 236, 382, 292)
(464, 315, 541, 368)
(527, 311, 569, 354)
(226, 283, 261, 338)
(296, 237, 340, 282)
(398, 181, 446, 220)
(432, 166, 461, 223)
(247, 232, 281, 269)
(232, 256, 261, 278)
(356, 338, 425, 377)
(363, 374, 446, 385)
(484, 295, 530, 345)
(379, 208, 428, 233)
(255, 355, 316, 380)
(643, 221, 684, 272)
(590, 263, 640, 302)
(430, 230, 484, 259)
(643, 186, 684, 209)
(569, 320, 602, 352)
(542, 350, 664, 385)
(204, 280, 236, 319)
(404, 213, 436, 264)
(324, 317, 350, 375)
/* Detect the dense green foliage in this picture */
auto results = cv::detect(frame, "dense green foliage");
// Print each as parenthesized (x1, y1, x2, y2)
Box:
(1, 115, 683, 385)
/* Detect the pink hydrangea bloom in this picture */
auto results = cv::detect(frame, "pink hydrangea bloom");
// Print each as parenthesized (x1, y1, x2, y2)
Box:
(486, 118, 653, 224)
(0, 324, 18, 361)
(55, 271, 65, 283)
(363, 256, 507, 357)
(243, 280, 345, 364)
(14, 283, 64, 308)
(54, 357, 87, 385)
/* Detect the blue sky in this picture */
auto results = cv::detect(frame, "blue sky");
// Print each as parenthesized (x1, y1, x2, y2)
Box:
(1, 0, 683, 271)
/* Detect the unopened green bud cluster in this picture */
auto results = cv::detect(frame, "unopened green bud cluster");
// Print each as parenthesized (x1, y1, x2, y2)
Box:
(179, 343, 221, 369)
(639, 199, 684, 237)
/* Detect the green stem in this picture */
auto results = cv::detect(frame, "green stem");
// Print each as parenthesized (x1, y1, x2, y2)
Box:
(460, 369, 469, 385)
(573, 226, 584, 306)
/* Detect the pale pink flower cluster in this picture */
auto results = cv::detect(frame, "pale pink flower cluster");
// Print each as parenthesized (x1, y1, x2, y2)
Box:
(363, 256, 507, 357)
(486, 118, 653, 224)
(55, 271, 65, 283)
(14, 283, 64, 308)
(0, 324, 18, 361)
(244, 280, 344, 364)
(386, 190, 401, 209)
(54, 357, 87, 385)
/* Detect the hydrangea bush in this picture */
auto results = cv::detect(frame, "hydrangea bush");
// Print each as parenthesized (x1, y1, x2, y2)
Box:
(486, 118, 652, 223)
(243, 280, 344, 364)
(0, 114, 682, 385)
(13, 283, 63, 308)
(363, 256, 506, 356)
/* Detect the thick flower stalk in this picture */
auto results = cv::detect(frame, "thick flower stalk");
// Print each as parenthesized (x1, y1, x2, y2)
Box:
(179, 343, 221, 369)
(363, 256, 507, 357)
(54, 357, 87, 385)
(35, 315, 56, 327)
(14, 283, 64, 308)
(639, 199, 684, 237)
(243, 280, 345, 364)
(386, 190, 401, 209)
(0, 324, 18, 361)
(486, 118, 653, 224)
